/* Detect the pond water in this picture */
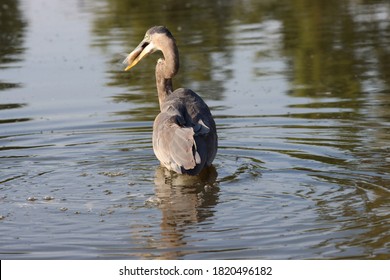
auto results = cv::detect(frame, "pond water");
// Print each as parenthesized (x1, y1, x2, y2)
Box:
(1, 0, 390, 259)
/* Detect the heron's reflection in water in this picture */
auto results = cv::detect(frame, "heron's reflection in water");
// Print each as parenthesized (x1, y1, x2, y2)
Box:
(151, 165, 219, 258)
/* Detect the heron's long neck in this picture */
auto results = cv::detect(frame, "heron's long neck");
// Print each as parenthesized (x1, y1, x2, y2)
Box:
(155, 39, 179, 110)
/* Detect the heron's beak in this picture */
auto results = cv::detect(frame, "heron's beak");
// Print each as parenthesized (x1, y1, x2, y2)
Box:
(123, 40, 155, 71)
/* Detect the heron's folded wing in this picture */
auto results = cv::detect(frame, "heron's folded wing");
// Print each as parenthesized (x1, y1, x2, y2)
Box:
(170, 126, 199, 170)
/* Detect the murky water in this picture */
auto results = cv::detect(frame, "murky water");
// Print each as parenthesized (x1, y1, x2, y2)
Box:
(1, 0, 390, 259)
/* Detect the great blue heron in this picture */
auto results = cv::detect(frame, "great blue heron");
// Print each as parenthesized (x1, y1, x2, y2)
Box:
(123, 26, 218, 175)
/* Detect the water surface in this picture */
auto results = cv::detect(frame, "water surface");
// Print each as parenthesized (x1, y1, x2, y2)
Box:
(1, 0, 390, 259)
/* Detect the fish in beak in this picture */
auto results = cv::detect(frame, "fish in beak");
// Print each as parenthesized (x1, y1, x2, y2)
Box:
(123, 39, 156, 71)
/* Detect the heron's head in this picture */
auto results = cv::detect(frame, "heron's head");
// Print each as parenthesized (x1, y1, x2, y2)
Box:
(123, 26, 175, 71)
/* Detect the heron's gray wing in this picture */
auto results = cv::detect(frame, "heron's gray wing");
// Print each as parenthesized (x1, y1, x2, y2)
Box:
(153, 112, 208, 173)
(171, 125, 200, 169)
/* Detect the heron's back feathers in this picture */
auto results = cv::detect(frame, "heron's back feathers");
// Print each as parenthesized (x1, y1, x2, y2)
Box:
(153, 88, 217, 175)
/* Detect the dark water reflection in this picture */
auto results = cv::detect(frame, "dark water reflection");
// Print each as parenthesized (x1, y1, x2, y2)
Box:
(1, 0, 390, 259)
(0, 0, 27, 124)
(136, 166, 219, 259)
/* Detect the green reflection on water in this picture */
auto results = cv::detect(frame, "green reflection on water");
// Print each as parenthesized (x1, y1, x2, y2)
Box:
(0, 0, 26, 67)
(91, 0, 390, 97)
(0, 0, 26, 89)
